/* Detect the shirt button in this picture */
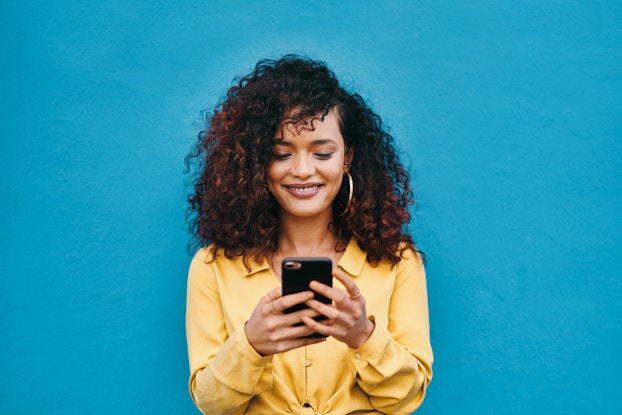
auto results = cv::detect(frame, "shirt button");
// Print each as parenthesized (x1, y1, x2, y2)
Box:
(305, 360, 311, 367)
(354, 353, 361, 359)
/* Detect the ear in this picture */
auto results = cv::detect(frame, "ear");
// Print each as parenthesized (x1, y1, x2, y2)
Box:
(344, 147, 354, 172)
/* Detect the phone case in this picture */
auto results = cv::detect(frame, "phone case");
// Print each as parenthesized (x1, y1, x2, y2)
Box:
(281, 257, 332, 338)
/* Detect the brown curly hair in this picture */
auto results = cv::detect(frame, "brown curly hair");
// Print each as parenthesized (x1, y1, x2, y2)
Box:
(186, 55, 422, 266)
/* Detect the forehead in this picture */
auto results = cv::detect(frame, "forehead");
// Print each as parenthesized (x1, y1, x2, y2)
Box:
(274, 109, 342, 141)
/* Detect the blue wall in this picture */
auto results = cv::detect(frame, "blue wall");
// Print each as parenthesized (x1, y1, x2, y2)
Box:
(2, 1, 620, 414)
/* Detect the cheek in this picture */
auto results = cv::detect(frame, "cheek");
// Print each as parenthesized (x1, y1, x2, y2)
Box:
(329, 161, 346, 180)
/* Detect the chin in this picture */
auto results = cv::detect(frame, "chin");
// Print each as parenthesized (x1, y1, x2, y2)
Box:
(282, 205, 332, 219)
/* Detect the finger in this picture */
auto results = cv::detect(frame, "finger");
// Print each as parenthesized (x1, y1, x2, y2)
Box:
(282, 336, 327, 350)
(286, 319, 324, 338)
(276, 290, 315, 312)
(287, 306, 323, 321)
(308, 280, 350, 307)
(308, 279, 345, 300)
(268, 286, 283, 300)
(302, 316, 332, 337)
(305, 298, 340, 319)
(269, 312, 327, 339)
(260, 286, 283, 304)
(259, 327, 327, 355)
(331, 268, 363, 300)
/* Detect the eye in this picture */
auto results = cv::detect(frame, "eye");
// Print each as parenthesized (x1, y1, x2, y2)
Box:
(272, 153, 291, 160)
(314, 152, 334, 160)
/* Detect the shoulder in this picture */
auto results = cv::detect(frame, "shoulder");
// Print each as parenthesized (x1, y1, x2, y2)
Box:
(188, 245, 269, 280)
(393, 244, 426, 288)
(189, 244, 217, 264)
(189, 245, 217, 272)
(397, 243, 424, 264)
(188, 245, 240, 279)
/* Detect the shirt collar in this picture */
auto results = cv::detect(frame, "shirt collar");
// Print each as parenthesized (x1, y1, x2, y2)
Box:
(337, 238, 367, 278)
(242, 256, 271, 278)
(242, 237, 368, 278)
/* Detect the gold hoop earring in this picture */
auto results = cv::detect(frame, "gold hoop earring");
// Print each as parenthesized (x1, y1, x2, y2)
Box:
(338, 171, 354, 217)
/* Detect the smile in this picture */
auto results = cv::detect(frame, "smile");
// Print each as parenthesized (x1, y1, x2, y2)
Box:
(286, 185, 320, 192)
(284, 184, 322, 198)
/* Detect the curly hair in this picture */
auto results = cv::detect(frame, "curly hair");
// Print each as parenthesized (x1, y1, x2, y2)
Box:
(186, 55, 422, 266)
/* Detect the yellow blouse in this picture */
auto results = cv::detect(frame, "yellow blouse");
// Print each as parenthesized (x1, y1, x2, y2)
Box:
(186, 238, 433, 414)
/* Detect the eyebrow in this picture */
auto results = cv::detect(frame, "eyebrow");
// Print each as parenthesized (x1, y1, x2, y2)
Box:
(271, 138, 338, 146)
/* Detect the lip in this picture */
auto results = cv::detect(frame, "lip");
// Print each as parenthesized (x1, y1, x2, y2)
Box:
(284, 183, 322, 198)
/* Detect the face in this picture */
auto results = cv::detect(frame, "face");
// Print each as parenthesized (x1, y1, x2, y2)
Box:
(267, 109, 352, 221)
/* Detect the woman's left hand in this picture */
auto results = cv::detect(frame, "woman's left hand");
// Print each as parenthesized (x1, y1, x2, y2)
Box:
(302, 267, 375, 349)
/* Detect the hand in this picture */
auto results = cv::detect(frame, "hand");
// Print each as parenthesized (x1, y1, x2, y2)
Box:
(302, 268, 375, 349)
(244, 287, 327, 356)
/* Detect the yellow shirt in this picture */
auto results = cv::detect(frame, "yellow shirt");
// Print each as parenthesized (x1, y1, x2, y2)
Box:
(186, 238, 433, 415)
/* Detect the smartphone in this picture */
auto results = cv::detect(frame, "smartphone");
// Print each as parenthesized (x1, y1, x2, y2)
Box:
(281, 257, 333, 338)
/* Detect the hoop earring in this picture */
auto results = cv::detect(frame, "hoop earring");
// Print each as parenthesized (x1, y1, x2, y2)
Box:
(338, 171, 354, 217)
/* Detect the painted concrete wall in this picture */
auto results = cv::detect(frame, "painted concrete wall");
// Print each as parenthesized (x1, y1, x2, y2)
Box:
(2, 1, 620, 414)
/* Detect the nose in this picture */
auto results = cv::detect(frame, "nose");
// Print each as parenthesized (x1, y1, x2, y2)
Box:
(290, 154, 314, 178)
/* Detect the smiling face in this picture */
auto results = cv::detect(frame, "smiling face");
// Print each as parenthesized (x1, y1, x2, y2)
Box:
(267, 109, 352, 222)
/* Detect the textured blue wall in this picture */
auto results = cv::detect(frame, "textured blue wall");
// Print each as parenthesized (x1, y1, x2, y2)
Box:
(2, 1, 620, 414)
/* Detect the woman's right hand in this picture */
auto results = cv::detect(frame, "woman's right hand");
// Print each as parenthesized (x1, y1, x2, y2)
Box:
(244, 287, 327, 356)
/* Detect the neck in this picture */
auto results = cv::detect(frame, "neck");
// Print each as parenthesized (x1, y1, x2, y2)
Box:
(270, 211, 345, 281)
(278, 222, 337, 257)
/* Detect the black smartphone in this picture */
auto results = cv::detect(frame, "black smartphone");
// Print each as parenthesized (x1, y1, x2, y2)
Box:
(281, 257, 333, 338)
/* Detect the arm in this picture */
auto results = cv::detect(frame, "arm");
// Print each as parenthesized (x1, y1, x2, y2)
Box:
(350, 252, 433, 414)
(304, 250, 433, 414)
(186, 250, 273, 415)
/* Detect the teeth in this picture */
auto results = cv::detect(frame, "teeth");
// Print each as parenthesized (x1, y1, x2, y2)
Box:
(289, 185, 319, 192)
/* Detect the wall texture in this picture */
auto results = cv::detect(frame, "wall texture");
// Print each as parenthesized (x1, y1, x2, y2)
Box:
(2, 1, 620, 414)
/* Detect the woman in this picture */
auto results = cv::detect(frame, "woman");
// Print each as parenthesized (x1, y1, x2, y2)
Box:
(185, 55, 433, 414)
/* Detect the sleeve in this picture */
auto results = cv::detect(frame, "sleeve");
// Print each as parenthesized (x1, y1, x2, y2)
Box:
(347, 251, 433, 415)
(186, 249, 274, 415)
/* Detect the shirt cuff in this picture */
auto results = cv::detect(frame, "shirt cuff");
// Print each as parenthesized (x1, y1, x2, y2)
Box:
(209, 324, 273, 380)
(349, 315, 390, 366)
(236, 324, 274, 367)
